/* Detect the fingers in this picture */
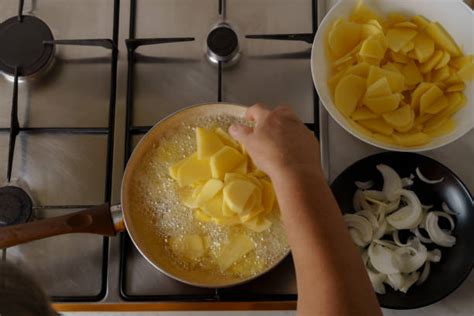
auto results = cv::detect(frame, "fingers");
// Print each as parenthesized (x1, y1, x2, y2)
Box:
(228, 123, 253, 144)
(245, 103, 270, 121)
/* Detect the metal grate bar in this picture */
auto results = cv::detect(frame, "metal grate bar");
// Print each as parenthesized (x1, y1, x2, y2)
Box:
(245, 33, 314, 44)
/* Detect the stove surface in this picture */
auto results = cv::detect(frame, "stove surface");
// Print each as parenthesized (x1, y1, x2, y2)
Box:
(0, 0, 317, 303)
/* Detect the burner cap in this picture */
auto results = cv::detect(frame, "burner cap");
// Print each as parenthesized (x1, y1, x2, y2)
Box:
(207, 26, 239, 63)
(0, 186, 32, 227)
(0, 16, 54, 77)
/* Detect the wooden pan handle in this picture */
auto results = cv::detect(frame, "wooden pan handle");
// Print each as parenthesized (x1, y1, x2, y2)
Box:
(0, 203, 118, 249)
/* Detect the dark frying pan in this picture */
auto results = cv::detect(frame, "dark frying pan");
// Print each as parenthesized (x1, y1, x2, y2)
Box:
(330, 152, 474, 309)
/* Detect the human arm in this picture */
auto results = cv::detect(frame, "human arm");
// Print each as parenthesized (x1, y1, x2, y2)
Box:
(229, 104, 382, 316)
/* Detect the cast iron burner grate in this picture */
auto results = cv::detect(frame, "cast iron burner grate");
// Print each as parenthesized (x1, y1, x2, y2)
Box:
(0, 186, 32, 227)
(0, 15, 55, 77)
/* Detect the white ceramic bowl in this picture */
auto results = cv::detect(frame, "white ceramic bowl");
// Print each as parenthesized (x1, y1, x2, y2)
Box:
(311, 0, 474, 152)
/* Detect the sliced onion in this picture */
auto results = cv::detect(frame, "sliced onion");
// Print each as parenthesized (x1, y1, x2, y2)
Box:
(416, 167, 444, 184)
(442, 202, 458, 216)
(401, 177, 414, 187)
(356, 210, 378, 229)
(361, 249, 369, 265)
(428, 249, 442, 262)
(373, 221, 387, 240)
(364, 190, 386, 201)
(386, 273, 404, 291)
(392, 231, 410, 247)
(367, 269, 387, 294)
(368, 242, 400, 274)
(425, 212, 456, 247)
(344, 214, 373, 247)
(377, 164, 402, 202)
(422, 204, 433, 211)
(411, 228, 433, 244)
(386, 190, 422, 229)
(355, 180, 374, 190)
(394, 238, 427, 273)
(431, 211, 455, 231)
(416, 262, 431, 285)
(400, 272, 420, 293)
(385, 199, 401, 214)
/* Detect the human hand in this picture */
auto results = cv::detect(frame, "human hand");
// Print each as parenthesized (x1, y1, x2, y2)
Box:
(229, 103, 322, 180)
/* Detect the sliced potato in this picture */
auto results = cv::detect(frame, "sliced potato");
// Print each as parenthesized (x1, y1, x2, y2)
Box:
(420, 85, 443, 114)
(365, 77, 392, 98)
(393, 132, 431, 146)
(401, 61, 423, 86)
(217, 234, 255, 271)
(223, 180, 256, 214)
(386, 28, 417, 52)
(367, 66, 405, 92)
(359, 118, 394, 135)
(419, 50, 443, 74)
(334, 74, 367, 116)
(425, 22, 461, 57)
(425, 119, 455, 137)
(382, 104, 413, 128)
(351, 107, 379, 121)
(329, 18, 362, 58)
(176, 154, 212, 187)
(413, 32, 435, 63)
(196, 127, 224, 159)
(364, 93, 402, 114)
(210, 146, 245, 179)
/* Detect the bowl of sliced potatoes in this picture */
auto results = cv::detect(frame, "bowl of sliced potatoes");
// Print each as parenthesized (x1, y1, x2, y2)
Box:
(311, 0, 474, 151)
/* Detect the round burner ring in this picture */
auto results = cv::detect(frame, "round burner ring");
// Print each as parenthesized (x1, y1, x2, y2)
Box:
(206, 24, 240, 64)
(0, 15, 55, 77)
(0, 186, 33, 227)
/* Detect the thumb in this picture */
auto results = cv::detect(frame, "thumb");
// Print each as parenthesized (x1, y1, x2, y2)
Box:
(228, 123, 252, 145)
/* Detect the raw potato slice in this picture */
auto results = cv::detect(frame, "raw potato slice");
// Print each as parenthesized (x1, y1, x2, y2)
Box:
(194, 209, 212, 222)
(210, 146, 245, 179)
(425, 119, 455, 137)
(365, 77, 392, 98)
(424, 95, 448, 114)
(435, 51, 451, 70)
(400, 40, 415, 54)
(425, 22, 461, 57)
(446, 83, 465, 92)
(390, 51, 411, 63)
(327, 69, 347, 94)
(328, 18, 362, 58)
(382, 63, 402, 73)
(362, 24, 383, 39)
(393, 21, 418, 29)
(169, 158, 188, 180)
(420, 85, 443, 114)
(351, 107, 378, 121)
(372, 133, 396, 145)
(233, 159, 248, 174)
(386, 28, 417, 52)
(411, 15, 431, 30)
(223, 180, 257, 214)
(382, 105, 413, 128)
(348, 120, 374, 137)
(359, 118, 394, 136)
(215, 127, 240, 149)
(194, 179, 223, 207)
(217, 234, 255, 271)
(458, 62, 474, 81)
(244, 216, 272, 233)
(413, 32, 435, 63)
(432, 66, 450, 82)
(395, 109, 415, 133)
(196, 127, 224, 159)
(201, 192, 224, 218)
(176, 154, 212, 187)
(393, 132, 431, 146)
(346, 62, 371, 77)
(401, 61, 423, 86)
(351, 1, 381, 23)
(419, 50, 443, 74)
(410, 82, 433, 111)
(364, 94, 402, 114)
(450, 55, 473, 70)
(214, 215, 241, 226)
(367, 66, 405, 92)
(169, 234, 207, 261)
(359, 34, 386, 60)
(334, 75, 367, 116)
(222, 200, 235, 217)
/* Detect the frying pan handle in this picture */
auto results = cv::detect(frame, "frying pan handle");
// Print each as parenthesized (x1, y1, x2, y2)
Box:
(0, 203, 123, 249)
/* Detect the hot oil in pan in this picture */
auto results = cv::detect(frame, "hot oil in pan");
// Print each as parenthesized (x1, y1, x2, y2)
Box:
(129, 115, 289, 279)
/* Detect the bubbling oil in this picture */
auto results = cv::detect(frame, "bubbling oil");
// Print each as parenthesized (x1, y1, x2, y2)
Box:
(129, 114, 289, 279)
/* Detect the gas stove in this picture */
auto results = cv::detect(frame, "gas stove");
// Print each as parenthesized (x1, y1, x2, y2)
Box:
(0, 0, 317, 305)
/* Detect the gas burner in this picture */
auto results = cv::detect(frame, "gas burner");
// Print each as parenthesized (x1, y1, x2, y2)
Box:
(206, 24, 240, 65)
(0, 186, 32, 227)
(0, 15, 55, 78)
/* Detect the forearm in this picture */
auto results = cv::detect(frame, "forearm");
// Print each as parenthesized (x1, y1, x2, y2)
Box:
(271, 167, 382, 316)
